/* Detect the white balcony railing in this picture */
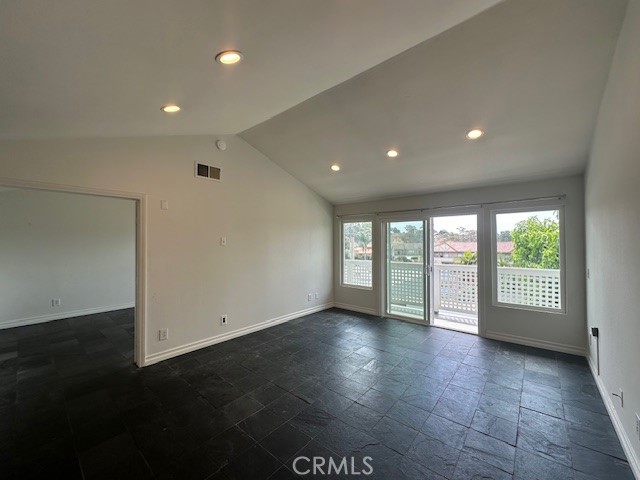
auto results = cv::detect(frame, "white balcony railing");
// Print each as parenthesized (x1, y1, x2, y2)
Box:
(343, 259, 373, 288)
(434, 264, 478, 314)
(389, 262, 424, 310)
(344, 260, 561, 312)
(496, 267, 561, 310)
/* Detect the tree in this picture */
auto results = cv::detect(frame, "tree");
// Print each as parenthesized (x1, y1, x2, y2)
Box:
(344, 222, 372, 260)
(497, 230, 512, 242)
(402, 224, 423, 244)
(355, 230, 371, 260)
(511, 217, 559, 269)
(436, 229, 450, 240)
(455, 227, 477, 242)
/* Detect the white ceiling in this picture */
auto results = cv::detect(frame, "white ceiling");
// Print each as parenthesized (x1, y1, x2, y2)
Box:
(241, 0, 628, 204)
(1, 0, 629, 205)
(0, 0, 501, 139)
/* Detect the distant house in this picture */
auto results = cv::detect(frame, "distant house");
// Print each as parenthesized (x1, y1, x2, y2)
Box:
(433, 240, 514, 263)
(353, 244, 373, 259)
(386, 238, 514, 263)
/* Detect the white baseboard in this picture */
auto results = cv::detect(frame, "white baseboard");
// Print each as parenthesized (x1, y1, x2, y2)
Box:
(144, 303, 333, 366)
(333, 303, 377, 316)
(0, 303, 135, 330)
(485, 330, 585, 356)
(587, 355, 640, 479)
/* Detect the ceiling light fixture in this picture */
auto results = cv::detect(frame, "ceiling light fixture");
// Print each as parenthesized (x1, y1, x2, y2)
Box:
(330, 164, 341, 172)
(386, 149, 399, 158)
(161, 104, 181, 113)
(215, 50, 243, 65)
(466, 129, 484, 140)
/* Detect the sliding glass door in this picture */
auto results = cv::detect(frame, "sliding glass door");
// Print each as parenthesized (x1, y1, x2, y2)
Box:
(385, 213, 479, 334)
(386, 221, 426, 321)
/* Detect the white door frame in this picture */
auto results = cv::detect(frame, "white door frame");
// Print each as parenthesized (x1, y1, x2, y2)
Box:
(0, 176, 148, 367)
(379, 207, 484, 336)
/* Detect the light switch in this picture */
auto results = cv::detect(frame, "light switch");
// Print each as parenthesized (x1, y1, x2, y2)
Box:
(161, 200, 169, 210)
(220, 237, 227, 246)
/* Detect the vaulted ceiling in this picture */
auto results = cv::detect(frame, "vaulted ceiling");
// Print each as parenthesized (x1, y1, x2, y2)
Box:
(0, 0, 629, 204)
(0, 0, 500, 139)
(241, 0, 628, 203)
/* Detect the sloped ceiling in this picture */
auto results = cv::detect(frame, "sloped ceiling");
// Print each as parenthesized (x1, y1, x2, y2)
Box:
(240, 0, 628, 204)
(0, 0, 501, 139)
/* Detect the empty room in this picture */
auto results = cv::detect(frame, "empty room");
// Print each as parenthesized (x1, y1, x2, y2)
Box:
(0, 0, 638, 479)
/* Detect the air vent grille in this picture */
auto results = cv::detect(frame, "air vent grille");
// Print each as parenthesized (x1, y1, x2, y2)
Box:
(195, 162, 221, 181)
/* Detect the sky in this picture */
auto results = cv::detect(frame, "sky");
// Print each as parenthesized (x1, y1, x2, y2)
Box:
(390, 210, 558, 234)
(495, 210, 558, 232)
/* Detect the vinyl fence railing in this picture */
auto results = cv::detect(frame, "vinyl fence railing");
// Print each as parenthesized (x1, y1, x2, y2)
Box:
(344, 260, 561, 311)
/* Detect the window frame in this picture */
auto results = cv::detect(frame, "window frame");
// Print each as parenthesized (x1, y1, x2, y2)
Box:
(341, 219, 374, 290)
(490, 204, 566, 314)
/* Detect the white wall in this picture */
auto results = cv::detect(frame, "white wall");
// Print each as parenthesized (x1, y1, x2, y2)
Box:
(0, 189, 135, 328)
(0, 135, 334, 363)
(585, 0, 640, 473)
(334, 175, 586, 354)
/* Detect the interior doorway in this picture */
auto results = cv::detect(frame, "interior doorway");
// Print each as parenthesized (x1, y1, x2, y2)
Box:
(0, 179, 146, 366)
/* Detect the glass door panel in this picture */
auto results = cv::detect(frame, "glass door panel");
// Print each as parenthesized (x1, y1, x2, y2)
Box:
(387, 221, 425, 321)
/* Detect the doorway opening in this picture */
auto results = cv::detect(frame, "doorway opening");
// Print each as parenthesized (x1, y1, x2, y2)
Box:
(0, 179, 146, 366)
(430, 214, 478, 334)
(385, 213, 479, 335)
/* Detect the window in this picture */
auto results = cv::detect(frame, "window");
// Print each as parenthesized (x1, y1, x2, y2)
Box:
(342, 221, 373, 288)
(493, 208, 563, 311)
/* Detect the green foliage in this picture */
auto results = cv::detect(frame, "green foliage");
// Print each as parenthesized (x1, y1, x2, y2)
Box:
(511, 217, 559, 269)
(497, 255, 512, 267)
(455, 250, 477, 265)
(344, 222, 372, 260)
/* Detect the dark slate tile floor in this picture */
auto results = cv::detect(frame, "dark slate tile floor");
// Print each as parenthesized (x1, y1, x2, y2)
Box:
(0, 307, 635, 479)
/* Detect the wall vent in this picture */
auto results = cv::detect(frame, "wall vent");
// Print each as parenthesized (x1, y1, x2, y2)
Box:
(195, 162, 221, 181)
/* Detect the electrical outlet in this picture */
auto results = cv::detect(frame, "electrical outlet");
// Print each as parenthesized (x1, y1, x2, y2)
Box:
(51, 298, 61, 307)
(635, 413, 640, 441)
(307, 293, 312, 302)
(159, 328, 168, 341)
(315, 292, 319, 300)
(220, 315, 228, 326)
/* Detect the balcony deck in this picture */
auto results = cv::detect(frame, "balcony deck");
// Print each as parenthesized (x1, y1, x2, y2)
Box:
(388, 302, 478, 333)
(434, 310, 478, 334)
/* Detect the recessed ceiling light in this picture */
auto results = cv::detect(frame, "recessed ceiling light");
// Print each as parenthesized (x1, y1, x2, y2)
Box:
(215, 50, 243, 65)
(330, 164, 341, 172)
(466, 129, 484, 140)
(161, 104, 181, 113)
(386, 149, 399, 158)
